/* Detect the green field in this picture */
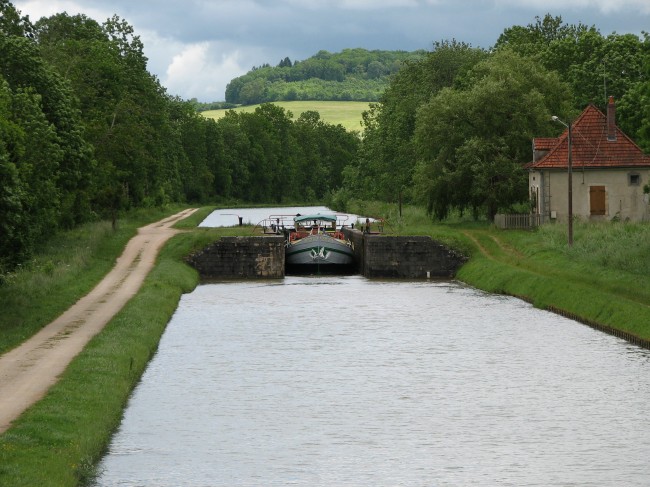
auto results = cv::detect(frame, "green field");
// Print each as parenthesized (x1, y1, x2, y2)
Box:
(201, 101, 370, 132)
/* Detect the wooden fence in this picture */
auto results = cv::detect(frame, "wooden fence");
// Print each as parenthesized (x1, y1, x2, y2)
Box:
(494, 213, 541, 230)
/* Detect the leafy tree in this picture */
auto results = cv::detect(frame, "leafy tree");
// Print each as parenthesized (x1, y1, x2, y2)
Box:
(238, 78, 266, 105)
(0, 72, 63, 272)
(496, 14, 648, 129)
(0, 0, 33, 37)
(293, 111, 327, 200)
(347, 40, 487, 203)
(414, 49, 573, 220)
(203, 118, 231, 198)
(10, 86, 62, 244)
(0, 32, 95, 227)
(294, 110, 360, 201)
(341, 103, 381, 199)
(366, 61, 387, 79)
(217, 111, 253, 200)
(495, 14, 586, 56)
(0, 2, 351, 274)
(0, 77, 27, 273)
(612, 33, 650, 150)
(33, 13, 189, 211)
(278, 57, 292, 68)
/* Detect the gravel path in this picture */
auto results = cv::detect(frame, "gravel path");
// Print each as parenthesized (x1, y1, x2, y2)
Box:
(0, 209, 197, 433)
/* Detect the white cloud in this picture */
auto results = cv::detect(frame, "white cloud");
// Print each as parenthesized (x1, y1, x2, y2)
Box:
(163, 42, 250, 102)
(138, 29, 183, 81)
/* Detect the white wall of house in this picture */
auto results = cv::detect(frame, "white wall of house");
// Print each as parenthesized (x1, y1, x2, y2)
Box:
(529, 168, 650, 222)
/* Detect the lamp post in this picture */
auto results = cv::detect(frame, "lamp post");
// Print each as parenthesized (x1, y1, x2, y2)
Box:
(551, 115, 573, 246)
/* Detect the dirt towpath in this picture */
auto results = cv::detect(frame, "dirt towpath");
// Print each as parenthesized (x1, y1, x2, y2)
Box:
(0, 209, 198, 433)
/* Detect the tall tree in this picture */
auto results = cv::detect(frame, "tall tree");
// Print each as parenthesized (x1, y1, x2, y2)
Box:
(0, 31, 95, 227)
(34, 13, 188, 210)
(613, 32, 650, 150)
(0, 0, 33, 37)
(0, 77, 27, 273)
(414, 49, 573, 220)
(349, 40, 487, 202)
(496, 14, 648, 118)
(295, 110, 360, 201)
(218, 111, 254, 201)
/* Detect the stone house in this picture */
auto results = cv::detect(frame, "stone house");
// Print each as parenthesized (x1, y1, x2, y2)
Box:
(527, 97, 650, 222)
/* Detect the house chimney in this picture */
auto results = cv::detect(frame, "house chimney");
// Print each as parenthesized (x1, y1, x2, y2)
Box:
(607, 95, 616, 141)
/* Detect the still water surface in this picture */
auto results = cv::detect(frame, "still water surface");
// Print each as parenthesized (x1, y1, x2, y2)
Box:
(93, 277, 650, 486)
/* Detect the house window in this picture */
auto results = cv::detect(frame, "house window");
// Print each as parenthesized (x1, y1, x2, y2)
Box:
(629, 173, 641, 186)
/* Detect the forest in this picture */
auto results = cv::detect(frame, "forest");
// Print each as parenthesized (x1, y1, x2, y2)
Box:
(0, 1, 358, 275)
(224, 48, 425, 104)
(1, 1, 650, 277)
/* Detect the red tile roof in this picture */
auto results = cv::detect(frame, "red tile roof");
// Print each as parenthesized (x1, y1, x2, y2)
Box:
(527, 103, 650, 170)
(533, 137, 559, 151)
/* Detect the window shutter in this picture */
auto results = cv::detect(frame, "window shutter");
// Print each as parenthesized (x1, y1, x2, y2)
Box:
(590, 186, 606, 216)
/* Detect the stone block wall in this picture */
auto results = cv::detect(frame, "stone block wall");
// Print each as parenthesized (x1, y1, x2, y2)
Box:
(187, 236, 285, 279)
(362, 234, 465, 278)
(187, 232, 465, 280)
(341, 228, 465, 278)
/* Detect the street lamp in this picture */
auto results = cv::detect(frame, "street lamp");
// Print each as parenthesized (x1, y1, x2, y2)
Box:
(551, 115, 573, 246)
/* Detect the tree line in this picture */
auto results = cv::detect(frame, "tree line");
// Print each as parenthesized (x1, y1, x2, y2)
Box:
(338, 16, 650, 220)
(0, 1, 358, 275)
(3, 4, 650, 277)
(225, 48, 425, 104)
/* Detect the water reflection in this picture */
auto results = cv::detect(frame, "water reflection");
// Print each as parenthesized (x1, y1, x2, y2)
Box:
(93, 277, 650, 486)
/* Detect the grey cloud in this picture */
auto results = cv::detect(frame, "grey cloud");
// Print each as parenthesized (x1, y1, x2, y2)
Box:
(13, 0, 650, 101)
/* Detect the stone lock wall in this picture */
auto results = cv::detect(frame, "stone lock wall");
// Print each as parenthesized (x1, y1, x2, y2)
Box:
(363, 235, 465, 278)
(341, 228, 465, 278)
(187, 236, 285, 279)
(188, 232, 465, 280)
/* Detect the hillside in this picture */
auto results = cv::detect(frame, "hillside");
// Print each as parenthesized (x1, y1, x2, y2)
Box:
(224, 48, 425, 105)
(202, 101, 370, 132)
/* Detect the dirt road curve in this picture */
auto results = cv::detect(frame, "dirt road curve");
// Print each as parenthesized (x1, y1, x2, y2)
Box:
(0, 209, 197, 433)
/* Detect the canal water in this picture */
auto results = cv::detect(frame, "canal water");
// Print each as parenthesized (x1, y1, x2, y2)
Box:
(92, 276, 650, 486)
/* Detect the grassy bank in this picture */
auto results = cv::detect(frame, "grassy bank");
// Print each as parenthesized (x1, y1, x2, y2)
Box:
(0, 207, 220, 486)
(455, 222, 650, 344)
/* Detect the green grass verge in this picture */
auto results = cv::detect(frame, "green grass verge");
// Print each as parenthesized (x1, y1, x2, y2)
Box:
(449, 225, 649, 342)
(454, 223, 650, 342)
(202, 100, 370, 132)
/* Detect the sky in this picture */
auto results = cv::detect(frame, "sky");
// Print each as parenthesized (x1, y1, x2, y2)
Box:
(12, 0, 650, 102)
